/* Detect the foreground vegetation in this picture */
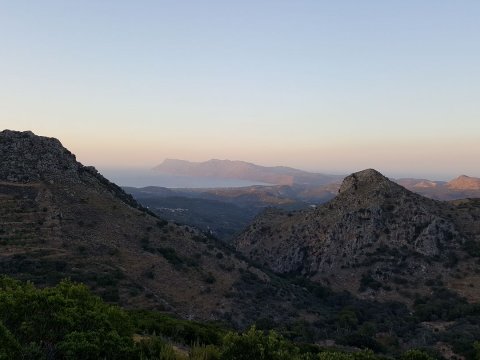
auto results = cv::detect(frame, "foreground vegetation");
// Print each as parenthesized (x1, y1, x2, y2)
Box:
(1, 276, 479, 359)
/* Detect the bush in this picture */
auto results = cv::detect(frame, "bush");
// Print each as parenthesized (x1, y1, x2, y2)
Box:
(474, 341, 480, 360)
(129, 310, 225, 346)
(0, 276, 135, 359)
(136, 336, 178, 360)
(400, 349, 435, 360)
(0, 320, 21, 360)
(158, 247, 184, 266)
(190, 343, 221, 360)
(220, 326, 310, 360)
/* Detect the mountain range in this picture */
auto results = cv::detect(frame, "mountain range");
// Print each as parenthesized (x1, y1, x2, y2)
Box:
(129, 161, 480, 241)
(2, 130, 480, 357)
(154, 158, 343, 186)
(153, 158, 480, 202)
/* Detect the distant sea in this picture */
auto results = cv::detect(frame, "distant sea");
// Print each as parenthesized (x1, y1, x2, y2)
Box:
(98, 168, 268, 188)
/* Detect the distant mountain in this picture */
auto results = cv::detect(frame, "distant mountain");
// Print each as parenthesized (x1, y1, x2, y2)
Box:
(153, 159, 480, 201)
(236, 169, 480, 303)
(397, 176, 480, 200)
(447, 175, 480, 190)
(395, 178, 445, 189)
(154, 158, 342, 186)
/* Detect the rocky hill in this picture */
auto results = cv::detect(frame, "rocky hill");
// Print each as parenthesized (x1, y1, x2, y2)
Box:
(236, 169, 480, 303)
(154, 158, 342, 186)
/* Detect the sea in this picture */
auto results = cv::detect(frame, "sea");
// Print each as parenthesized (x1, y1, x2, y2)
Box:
(98, 168, 267, 189)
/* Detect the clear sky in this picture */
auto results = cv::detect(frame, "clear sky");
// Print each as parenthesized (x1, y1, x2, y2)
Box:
(1, 1, 479, 179)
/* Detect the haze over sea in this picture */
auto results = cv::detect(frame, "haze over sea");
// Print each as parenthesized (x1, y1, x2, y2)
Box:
(100, 168, 268, 188)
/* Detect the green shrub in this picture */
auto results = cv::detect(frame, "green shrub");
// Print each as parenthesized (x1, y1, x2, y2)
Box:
(190, 343, 221, 360)
(0, 276, 134, 359)
(0, 320, 21, 360)
(158, 247, 184, 266)
(220, 326, 306, 360)
(400, 349, 435, 360)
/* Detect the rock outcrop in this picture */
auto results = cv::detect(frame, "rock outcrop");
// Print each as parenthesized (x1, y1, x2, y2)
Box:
(0, 130, 143, 210)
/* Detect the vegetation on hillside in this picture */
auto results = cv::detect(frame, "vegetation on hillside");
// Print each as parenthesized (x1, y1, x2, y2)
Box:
(1, 276, 480, 359)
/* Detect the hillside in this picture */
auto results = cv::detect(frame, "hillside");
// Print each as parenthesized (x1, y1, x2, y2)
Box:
(236, 169, 480, 303)
(154, 158, 342, 186)
(0, 130, 319, 327)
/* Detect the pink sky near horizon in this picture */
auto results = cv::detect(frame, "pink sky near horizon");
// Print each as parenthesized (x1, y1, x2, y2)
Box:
(2, 2, 479, 181)
(16, 126, 476, 181)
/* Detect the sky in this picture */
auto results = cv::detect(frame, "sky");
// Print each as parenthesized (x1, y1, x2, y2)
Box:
(1, 0, 479, 180)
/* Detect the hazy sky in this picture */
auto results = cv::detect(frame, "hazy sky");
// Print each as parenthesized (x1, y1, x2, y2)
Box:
(1, 1, 479, 179)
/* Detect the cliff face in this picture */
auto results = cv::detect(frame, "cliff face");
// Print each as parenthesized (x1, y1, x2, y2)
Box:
(236, 169, 480, 302)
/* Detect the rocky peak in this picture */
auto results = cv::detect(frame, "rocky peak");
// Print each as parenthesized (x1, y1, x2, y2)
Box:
(0, 129, 145, 210)
(0, 129, 83, 183)
(338, 168, 393, 194)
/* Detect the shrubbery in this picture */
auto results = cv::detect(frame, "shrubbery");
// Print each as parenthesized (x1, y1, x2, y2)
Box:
(1, 276, 479, 359)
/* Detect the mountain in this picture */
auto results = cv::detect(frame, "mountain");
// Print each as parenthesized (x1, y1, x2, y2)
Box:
(154, 158, 342, 186)
(397, 176, 480, 200)
(236, 169, 480, 303)
(153, 159, 480, 201)
(0, 130, 315, 326)
(395, 178, 444, 189)
(448, 175, 480, 190)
